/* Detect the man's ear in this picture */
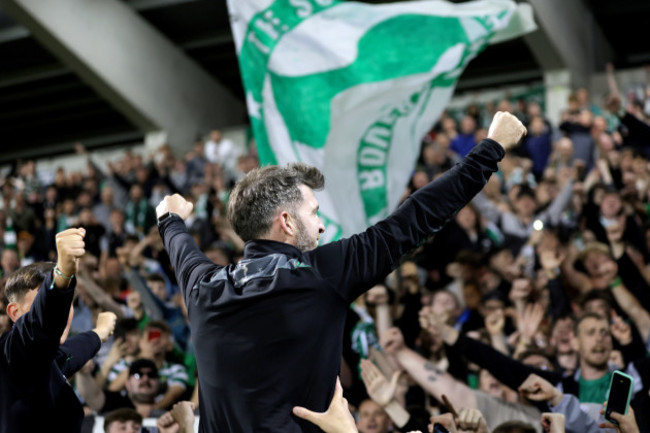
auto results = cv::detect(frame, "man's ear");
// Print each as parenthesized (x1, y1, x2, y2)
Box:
(6, 302, 20, 323)
(278, 211, 295, 236)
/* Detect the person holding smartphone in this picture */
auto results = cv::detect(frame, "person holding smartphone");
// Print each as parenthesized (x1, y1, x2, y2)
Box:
(428, 310, 650, 430)
(599, 406, 640, 433)
(103, 321, 190, 412)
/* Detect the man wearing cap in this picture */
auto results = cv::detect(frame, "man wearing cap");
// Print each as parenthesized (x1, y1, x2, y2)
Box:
(77, 357, 165, 418)
(0, 228, 117, 433)
(155, 112, 526, 432)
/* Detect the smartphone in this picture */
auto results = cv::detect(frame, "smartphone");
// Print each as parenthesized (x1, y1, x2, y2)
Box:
(148, 329, 162, 341)
(433, 423, 450, 433)
(604, 370, 634, 425)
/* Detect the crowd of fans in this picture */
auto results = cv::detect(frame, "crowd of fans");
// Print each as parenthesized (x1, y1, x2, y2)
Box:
(2, 64, 650, 433)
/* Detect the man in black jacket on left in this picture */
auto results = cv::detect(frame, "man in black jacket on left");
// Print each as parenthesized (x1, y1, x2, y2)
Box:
(0, 228, 117, 433)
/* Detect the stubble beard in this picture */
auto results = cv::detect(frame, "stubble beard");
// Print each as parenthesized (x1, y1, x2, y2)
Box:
(294, 216, 318, 252)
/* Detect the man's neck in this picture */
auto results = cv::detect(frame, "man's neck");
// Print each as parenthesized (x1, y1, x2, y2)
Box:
(133, 401, 153, 418)
(579, 361, 608, 380)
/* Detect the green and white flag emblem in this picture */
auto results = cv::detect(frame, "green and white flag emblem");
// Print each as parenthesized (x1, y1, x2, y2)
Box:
(227, 0, 535, 243)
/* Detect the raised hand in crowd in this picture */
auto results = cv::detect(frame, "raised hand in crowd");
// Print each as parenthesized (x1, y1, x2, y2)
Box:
(599, 405, 640, 433)
(293, 378, 358, 433)
(455, 408, 488, 433)
(360, 359, 401, 408)
(538, 248, 565, 280)
(509, 278, 532, 311)
(518, 374, 563, 407)
(610, 310, 633, 346)
(484, 308, 508, 355)
(126, 291, 145, 321)
(418, 306, 459, 345)
(379, 327, 407, 355)
(430, 413, 458, 433)
(156, 401, 196, 433)
(359, 358, 411, 429)
(514, 302, 545, 355)
(484, 308, 505, 338)
(96, 336, 129, 387)
(540, 413, 565, 433)
(367, 284, 393, 338)
(366, 284, 390, 306)
(93, 311, 117, 343)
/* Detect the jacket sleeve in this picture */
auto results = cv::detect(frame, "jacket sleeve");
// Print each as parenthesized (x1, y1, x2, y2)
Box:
(548, 277, 571, 319)
(56, 331, 102, 378)
(551, 394, 601, 433)
(308, 139, 505, 302)
(158, 217, 221, 302)
(448, 334, 561, 391)
(3, 272, 76, 373)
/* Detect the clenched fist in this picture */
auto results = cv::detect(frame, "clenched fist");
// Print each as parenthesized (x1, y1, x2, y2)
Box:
(488, 111, 527, 150)
(156, 194, 194, 221)
(93, 311, 118, 343)
(55, 228, 86, 277)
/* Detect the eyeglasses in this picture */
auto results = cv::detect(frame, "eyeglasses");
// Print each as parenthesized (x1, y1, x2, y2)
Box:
(132, 370, 158, 380)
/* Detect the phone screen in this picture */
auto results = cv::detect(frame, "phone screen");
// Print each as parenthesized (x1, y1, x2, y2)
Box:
(148, 329, 162, 341)
(605, 372, 633, 424)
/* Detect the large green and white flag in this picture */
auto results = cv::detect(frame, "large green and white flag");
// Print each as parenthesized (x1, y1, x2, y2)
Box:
(227, 0, 535, 242)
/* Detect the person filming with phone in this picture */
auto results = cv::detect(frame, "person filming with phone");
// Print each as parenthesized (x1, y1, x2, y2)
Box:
(101, 320, 190, 412)
(431, 310, 650, 430)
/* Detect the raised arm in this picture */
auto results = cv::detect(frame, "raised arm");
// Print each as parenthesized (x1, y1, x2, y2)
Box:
(4, 228, 86, 372)
(471, 191, 502, 224)
(57, 311, 116, 378)
(538, 177, 574, 226)
(420, 308, 560, 391)
(380, 327, 477, 412)
(76, 360, 106, 412)
(359, 358, 412, 429)
(76, 270, 125, 319)
(156, 195, 220, 299)
(124, 270, 164, 321)
(313, 112, 525, 301)
(519, 374, 601, 433)
(611, 281, 650, 342)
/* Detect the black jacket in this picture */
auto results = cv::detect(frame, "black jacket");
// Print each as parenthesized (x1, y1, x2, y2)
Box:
(159, 139, 505, 433)
(0, 273, 102, 433)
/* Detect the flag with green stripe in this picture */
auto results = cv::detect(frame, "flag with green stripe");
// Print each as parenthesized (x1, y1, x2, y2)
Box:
(227, 0, 535, 242)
